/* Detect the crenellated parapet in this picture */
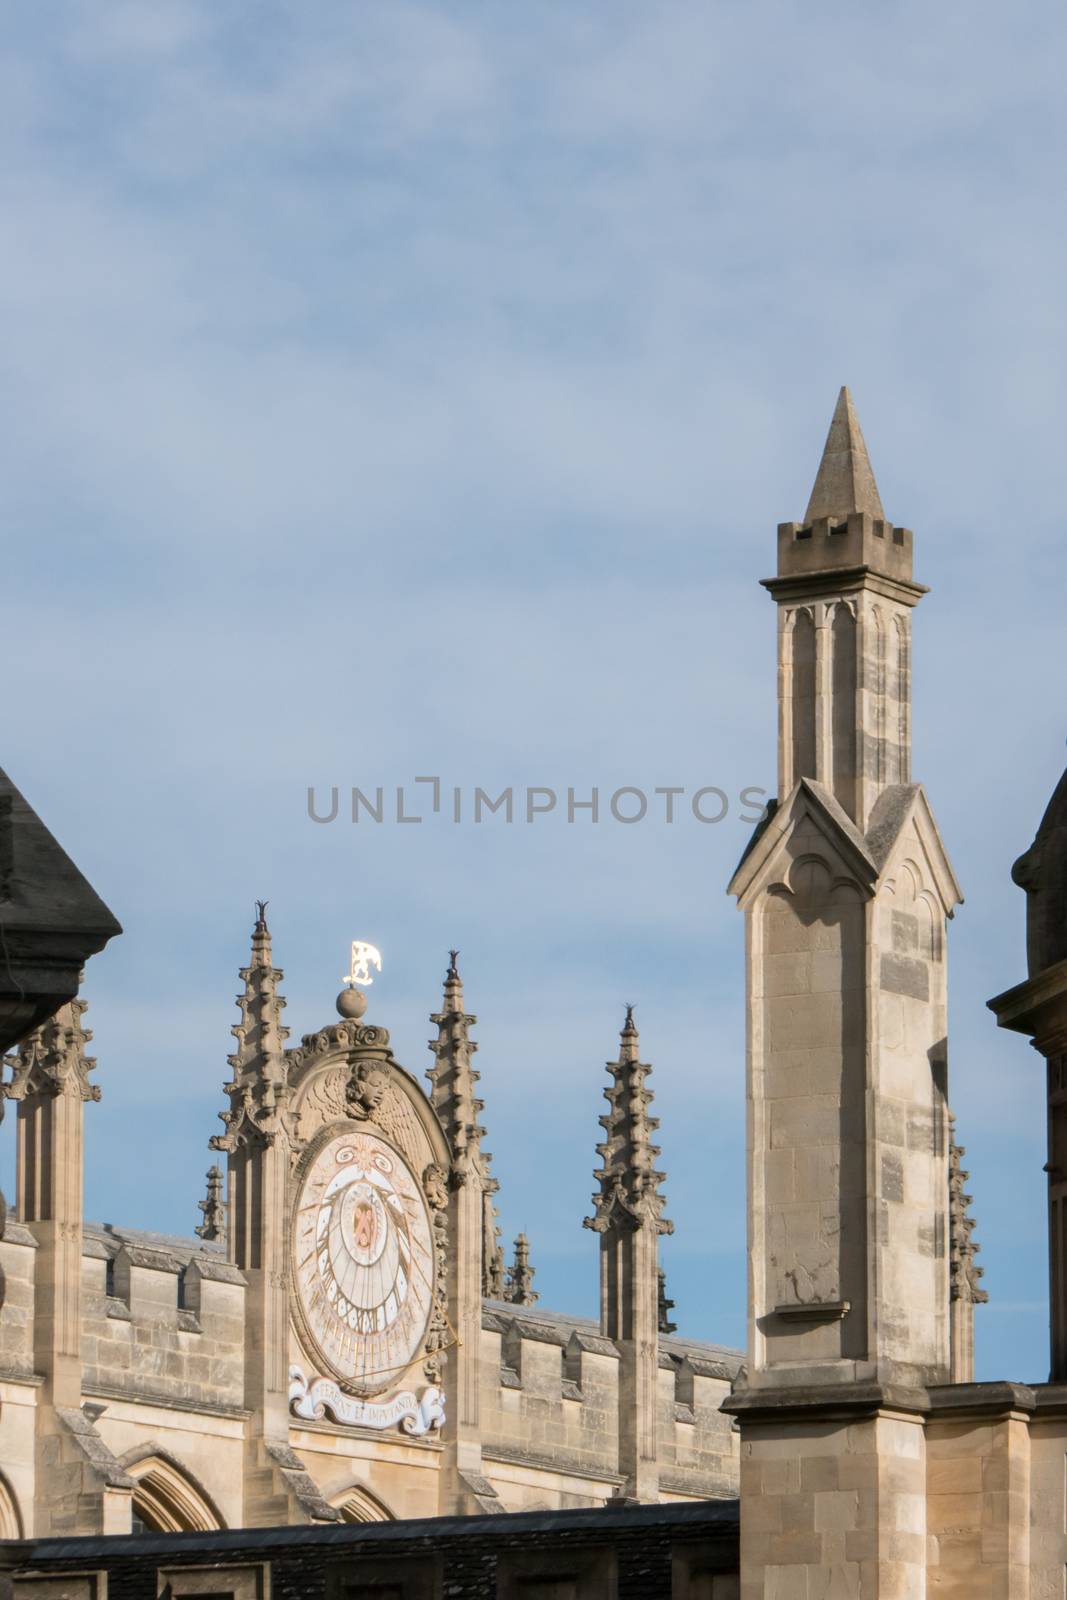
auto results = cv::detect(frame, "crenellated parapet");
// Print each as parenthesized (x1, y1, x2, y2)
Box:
(478, 1303, 740, 1507)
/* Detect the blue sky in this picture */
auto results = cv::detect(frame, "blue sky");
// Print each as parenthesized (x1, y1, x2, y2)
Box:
(3, 0, 1066, 1380)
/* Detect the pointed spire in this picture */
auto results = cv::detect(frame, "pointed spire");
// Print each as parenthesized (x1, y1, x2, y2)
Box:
(428, 951, 505, 1293)
(211, 905, 290, 1152)
(949, 1117, 988, 1306)
(3, 997, 101, 1104)
(657, 1266, 677, 1334)
(196, 1164, 226, 1242)
(504, 1233, 538, 1307)
(585, 1006, 672, 1236)
(230, 900, 288, 1066)
(804, 386, 885, 524)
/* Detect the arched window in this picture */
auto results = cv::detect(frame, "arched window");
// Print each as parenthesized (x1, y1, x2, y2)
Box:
(0, 1469, 24, 1540)
(831, 602, 857, 814)
(124, 1451, 224, 1533)
(332, 1483, 395, 1523)
(790, 608, 816, 782)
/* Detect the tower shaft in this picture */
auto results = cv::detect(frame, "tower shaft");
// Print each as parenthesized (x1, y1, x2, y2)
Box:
(728, 390, 963, 1599)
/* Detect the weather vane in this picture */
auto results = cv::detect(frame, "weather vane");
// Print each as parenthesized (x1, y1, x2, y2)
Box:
(342, 940, 383, 989)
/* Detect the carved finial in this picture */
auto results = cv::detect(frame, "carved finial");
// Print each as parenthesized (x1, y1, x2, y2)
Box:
(585, 1008, 672, 1237)
(439, 949, 464, 1016)
(4, 998, 101, 1104)
(211, 910, 290, 1153)
(658, 1266, 677, 1334)
(949, 1116, 988, 1306)
(504, 1233, 538, 1307)
(196, 1164, 226, 1242)
(620, 1003, 639, 1061)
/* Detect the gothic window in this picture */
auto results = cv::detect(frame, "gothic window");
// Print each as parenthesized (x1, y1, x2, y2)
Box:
(0, 1468, 23, 1539)
(331, 1484, 395, 1524)
(124, 1453, 223, 1534)
(831, 603, 857, 815)
(790, 609, 816, 782)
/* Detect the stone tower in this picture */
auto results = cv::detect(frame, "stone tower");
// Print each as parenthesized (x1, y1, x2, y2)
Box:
(584, 1005, 672, 1503)
(989, 761, 1067, 1378)
(726, 390, 962, 1597)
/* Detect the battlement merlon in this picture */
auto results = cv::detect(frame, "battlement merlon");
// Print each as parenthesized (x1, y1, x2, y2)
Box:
(765, 514, 924, 602)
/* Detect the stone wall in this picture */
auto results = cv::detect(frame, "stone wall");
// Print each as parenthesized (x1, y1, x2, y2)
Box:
(79, 1227, 245, 1414)
(0, 1221, 742, 1534)
(0, 1224, 37, 1381)
(656, 1342, 739, 1499)
(479, 1304, 740, 1510)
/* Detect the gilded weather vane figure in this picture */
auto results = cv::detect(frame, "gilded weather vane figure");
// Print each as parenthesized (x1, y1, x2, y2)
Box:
(342, 940, 383, 989)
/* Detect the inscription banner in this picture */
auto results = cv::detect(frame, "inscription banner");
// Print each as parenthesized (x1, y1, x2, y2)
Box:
(288, 1364, 446, 1436)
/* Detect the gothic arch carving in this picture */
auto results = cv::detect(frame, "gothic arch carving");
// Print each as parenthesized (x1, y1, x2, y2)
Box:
(118, 1445, 225, 1533)
(831, 602, 858, 814)
(768, 853, 864, 909)
(330, 1481, 395, 1523)
(883, 858, 943, 963)
(783, 604, 815, 633)
(0, 1467, 24, 1539)
(789, 608, 816, 782)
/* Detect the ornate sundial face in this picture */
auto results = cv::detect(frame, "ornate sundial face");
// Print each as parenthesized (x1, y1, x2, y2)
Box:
(292, 1128, 435, 1396)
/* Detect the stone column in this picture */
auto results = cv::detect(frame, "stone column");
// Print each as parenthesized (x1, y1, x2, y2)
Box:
(584, 1006, 672, 1504)
(6, 1000, 133, 1534)
(9, 1002, 96, 1411)
(212, 905, 296, 1524)
(427, 952, 500, 1513)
